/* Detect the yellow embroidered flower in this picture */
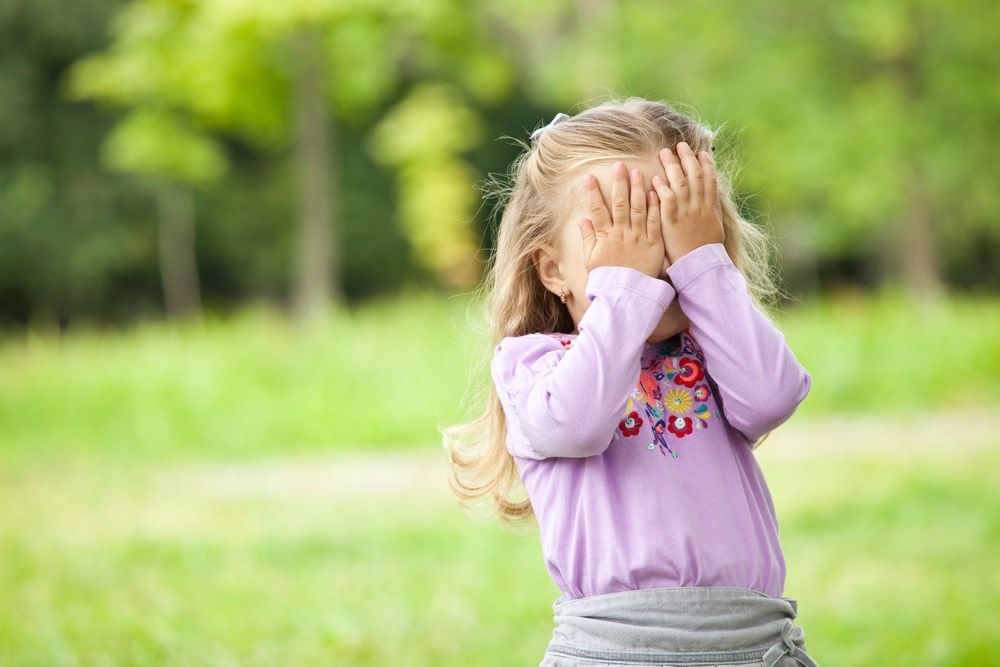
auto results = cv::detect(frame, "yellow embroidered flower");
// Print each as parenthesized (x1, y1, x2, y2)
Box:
(664, 388, 693, 414)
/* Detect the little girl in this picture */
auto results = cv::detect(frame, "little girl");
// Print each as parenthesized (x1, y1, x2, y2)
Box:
(443, 97, 819, 667)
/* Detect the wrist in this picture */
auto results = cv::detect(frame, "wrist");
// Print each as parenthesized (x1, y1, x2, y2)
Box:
(664, 243, 731, 291)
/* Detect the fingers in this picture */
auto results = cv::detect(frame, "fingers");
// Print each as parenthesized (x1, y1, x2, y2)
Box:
(658, 145, 688, 205)
(698, 150, 719, 211)
(645, 188, 660, 240)
(651, 172, 677, 223)
(610, 161, 631, 229)
(577, 217, 596, 258)
(657, 141, 718, 215)
(629, 167, 646, 230)
(674, 141, 702, 204)
(583, 173, 613, 232)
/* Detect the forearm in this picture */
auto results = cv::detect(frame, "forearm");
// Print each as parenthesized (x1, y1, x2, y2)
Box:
(665, 244, 811, 443)
(506, 266, 676, 457)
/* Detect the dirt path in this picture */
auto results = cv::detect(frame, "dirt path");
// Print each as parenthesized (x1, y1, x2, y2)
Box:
(158, 407, 998, 503)
(4, 408, 995, 547)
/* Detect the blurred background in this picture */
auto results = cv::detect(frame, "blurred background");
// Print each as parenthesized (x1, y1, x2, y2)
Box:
(1, 0, 998, 664)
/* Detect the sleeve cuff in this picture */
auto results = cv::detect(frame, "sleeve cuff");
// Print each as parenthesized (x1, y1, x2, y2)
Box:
(664, 243, 734, 291)
(585, 265, 676, 310)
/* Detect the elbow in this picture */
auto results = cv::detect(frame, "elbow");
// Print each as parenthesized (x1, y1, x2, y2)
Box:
(519, 388, 619, 459)
(533, 438, 612, 459)
(730, 369, 811, 444)
(767, 365, 811, 421)
(567, 427, 617, 458)
(768, 367, 812, 424)
(795, 369, 812, 404)
(552, 403, 620, 457)
(521, 411, 617, 459)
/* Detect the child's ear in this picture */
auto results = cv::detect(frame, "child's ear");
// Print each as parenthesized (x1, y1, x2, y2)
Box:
(532, 244, 565, 297)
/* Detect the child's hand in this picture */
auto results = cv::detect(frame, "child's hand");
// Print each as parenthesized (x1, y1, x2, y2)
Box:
(652, 141, 725, 265)
(577, 161, 665, 279)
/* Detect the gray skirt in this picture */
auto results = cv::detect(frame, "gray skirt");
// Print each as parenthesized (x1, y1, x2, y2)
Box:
(539, 586, 820, 667)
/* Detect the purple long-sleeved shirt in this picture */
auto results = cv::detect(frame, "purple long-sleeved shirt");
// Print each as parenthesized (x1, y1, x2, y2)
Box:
(490, 242, 811, 601)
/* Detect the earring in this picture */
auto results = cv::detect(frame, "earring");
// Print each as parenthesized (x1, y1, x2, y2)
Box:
(558, 287, 567, 304)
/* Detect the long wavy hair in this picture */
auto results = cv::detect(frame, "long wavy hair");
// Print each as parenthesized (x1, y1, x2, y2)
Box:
(440, 96, 793, 532)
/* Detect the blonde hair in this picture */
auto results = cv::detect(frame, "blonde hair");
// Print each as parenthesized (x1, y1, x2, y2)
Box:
(441, 96, 793, 531)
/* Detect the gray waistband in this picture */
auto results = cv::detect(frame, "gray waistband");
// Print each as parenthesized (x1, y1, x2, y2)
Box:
(545, 586, 820, 667)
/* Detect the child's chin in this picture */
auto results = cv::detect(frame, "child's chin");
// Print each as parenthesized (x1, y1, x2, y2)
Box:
(647, 311, 690, 343)
(646, 325, 682, 344)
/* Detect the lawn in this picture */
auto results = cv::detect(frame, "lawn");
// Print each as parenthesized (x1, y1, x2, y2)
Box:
(1, 289, 998, 665)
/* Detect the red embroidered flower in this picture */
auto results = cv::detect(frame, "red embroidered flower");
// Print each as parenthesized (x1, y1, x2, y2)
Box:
(619, 411, 643, 437)
(666, 415, 694, 437)
(674, 356, 704, 388)
(693, 384, 711, 402)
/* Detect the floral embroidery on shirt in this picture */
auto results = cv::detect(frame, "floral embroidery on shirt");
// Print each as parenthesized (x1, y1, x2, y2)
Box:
(666, 414, 694, 437)
(664, 388, 692, 413)
(541, 328, 721, 459)
(674, 356, 705, 388)
(619, 410, 643, 437)
(613, 327, 720, 459)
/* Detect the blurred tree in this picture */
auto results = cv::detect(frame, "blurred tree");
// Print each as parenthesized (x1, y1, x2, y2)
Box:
(0, 0, 148, 330)
(368, 82, 486, 289)
(66, 3, 231, 320)
(65, 1, 334, 323)
(5, 0, 996, 329)
(65, 0, 517, 324)
(482, 0, 1000, 300)
(100, 110, 228, 319)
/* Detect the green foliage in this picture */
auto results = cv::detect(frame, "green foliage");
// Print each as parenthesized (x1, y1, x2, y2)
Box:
(3, 0, 999, 325)
(369, 83, 484, 162)
(102, 110, 228, 186)
(369, 83, 485, 285)
(514, 0, 1000, 256)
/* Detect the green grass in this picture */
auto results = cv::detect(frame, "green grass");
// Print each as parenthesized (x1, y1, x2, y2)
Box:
(780, 284, 1000, 413)
(1, 288, 999, 664)
(0, 292, 481, 465)
(1, 430, 998, 665)
(0, 455, 560, 666)
(1, 288, 998, 466)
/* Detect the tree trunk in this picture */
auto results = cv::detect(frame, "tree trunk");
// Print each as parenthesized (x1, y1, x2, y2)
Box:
(882, 5, 944, 307)
(291, 26, 340, 325)
(884, 161, 945, 308)
(156, 184, 202, 320)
